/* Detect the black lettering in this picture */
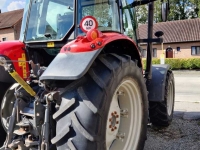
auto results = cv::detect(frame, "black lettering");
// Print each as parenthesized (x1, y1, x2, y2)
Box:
(84, 21, 89, 26)
(89, 20, 93, 26)
(84, 20, 94, 27)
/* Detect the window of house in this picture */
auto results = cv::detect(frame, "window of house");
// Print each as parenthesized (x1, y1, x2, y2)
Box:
(191, 46, 200, 55)
(141, 49, 147, 58)
(153, 48, 157, 57)
(177, 47, 180, 51)
(2, 37, 6, 41)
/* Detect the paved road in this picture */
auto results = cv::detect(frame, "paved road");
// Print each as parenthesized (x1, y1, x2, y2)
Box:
(173, 70, 200, 120)
(174, 70, 200, 102)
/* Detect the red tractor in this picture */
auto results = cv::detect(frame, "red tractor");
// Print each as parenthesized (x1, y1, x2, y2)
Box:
(0, 0, 174, 149)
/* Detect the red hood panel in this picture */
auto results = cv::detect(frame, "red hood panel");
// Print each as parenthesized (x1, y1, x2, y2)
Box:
(0, 41, 29, 79)
(0, 41, 25, 55)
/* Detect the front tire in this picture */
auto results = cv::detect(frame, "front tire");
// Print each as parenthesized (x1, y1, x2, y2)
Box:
(0, 82, 13, 146)
(52, 54, 148, 150)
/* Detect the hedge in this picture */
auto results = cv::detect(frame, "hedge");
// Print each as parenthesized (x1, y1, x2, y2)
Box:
(142, 58, 200, 70)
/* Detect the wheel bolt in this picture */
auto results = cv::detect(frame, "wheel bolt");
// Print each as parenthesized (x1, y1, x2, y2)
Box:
(111, 113, 114, 116)
(111, 129, 114, 131)
(115, 126, 117, 129)
(109, 118, 112, 122)
(109, 125, 112, 128)
(114, 111, 117, 114)
(116, 121, 119, 124)
(116, 115, 119, 118)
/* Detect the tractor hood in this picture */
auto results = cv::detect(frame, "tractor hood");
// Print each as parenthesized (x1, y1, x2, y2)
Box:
(0, 41, 25, 55)
(0, 41, 29, 81)
(40, 49, 102, 80)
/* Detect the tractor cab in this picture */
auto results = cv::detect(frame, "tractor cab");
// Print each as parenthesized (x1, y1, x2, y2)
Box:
(20, 0, 74, 42)
(19, 0, 139, 68)
(20, 0, 136, 43)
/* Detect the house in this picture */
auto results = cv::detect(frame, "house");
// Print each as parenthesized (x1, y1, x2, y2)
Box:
(138, 18, 200, 58)
(0, 9, 23, 41)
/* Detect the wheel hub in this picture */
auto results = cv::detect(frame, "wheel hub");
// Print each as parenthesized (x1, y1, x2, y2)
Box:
(106, 94, 121, 149)
(106, 79, 143, 150)
(109, 111, 119, 132)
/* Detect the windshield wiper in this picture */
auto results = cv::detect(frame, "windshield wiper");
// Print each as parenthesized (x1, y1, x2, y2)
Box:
(67, 6, 73, 11)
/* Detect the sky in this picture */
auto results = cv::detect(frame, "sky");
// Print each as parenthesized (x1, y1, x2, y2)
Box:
(0, 0, 25, 13)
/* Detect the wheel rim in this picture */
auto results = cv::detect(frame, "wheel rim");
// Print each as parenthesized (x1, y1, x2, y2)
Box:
(106, 78, 143, 150)
(167, 80, 174, 116)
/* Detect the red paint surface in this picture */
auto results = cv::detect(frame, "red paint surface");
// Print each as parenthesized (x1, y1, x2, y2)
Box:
(60, 32, 138, 53)
(0, 41, 30, 79)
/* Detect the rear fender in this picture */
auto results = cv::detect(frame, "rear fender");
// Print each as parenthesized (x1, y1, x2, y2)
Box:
(40, 49, 102, 80)
(146, 64, 170, 102)
(40, 33, 142, 81)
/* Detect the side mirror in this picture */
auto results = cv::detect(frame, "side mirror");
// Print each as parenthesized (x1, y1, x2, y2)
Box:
(161, 2, 169, 22)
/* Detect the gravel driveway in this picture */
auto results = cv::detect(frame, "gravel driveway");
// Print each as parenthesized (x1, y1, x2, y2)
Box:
(144, 118, 200, 150)
(145, 71, 200, 150)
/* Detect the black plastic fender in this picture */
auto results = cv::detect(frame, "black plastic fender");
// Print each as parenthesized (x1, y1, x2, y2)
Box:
(146, 64, 170, 102)
(40, 48, 102, 80)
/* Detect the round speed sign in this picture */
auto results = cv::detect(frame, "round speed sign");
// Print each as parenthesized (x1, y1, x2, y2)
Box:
(80, 16, 98, 33)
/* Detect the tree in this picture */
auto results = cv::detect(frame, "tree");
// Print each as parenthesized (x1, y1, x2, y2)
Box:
(189, 0, 200, 18)
(133, 0, 200, 24)
(135, 5, 148, 24)
(135, 0, 164, 24)
(168, 0, 186, 20)
(154, 0, 162, 22)
(167, 0, 199, 20)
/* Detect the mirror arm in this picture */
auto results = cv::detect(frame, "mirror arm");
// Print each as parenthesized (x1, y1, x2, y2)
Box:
(131, 0, 157, 7)
(123, 0, 157, 8)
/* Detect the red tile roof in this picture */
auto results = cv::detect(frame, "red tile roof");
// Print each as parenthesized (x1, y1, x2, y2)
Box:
(0, 9, 23, 29)
(138, 18, 200, 43)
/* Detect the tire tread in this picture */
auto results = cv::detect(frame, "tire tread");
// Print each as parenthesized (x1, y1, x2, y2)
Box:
(77, 87, 98, 115)
(71, 112, 95, 141)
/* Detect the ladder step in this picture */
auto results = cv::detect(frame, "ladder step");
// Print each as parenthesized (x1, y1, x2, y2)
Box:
(20, 107, 34, 117)
(16, 121, 30, 127)
(13, 128, 29, 136)
(25, 138, 39, 147)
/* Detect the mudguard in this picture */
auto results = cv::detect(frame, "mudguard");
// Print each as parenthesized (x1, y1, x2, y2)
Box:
(40, 32, 141, 81)
(40, 49, 102, 80)
(146, 64, 170, 102)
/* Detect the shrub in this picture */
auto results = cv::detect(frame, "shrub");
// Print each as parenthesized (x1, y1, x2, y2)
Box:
(142, 58, 200, 70)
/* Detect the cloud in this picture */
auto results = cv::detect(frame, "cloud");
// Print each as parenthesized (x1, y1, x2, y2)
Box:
(7, 1, 25, 11)
(0, 0, 6, 9)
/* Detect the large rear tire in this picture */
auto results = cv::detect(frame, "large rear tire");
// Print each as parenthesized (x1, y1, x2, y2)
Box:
(149, 71, 175, 127)
(52, 54, 148, 150)
(0, 82, 13, 146)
